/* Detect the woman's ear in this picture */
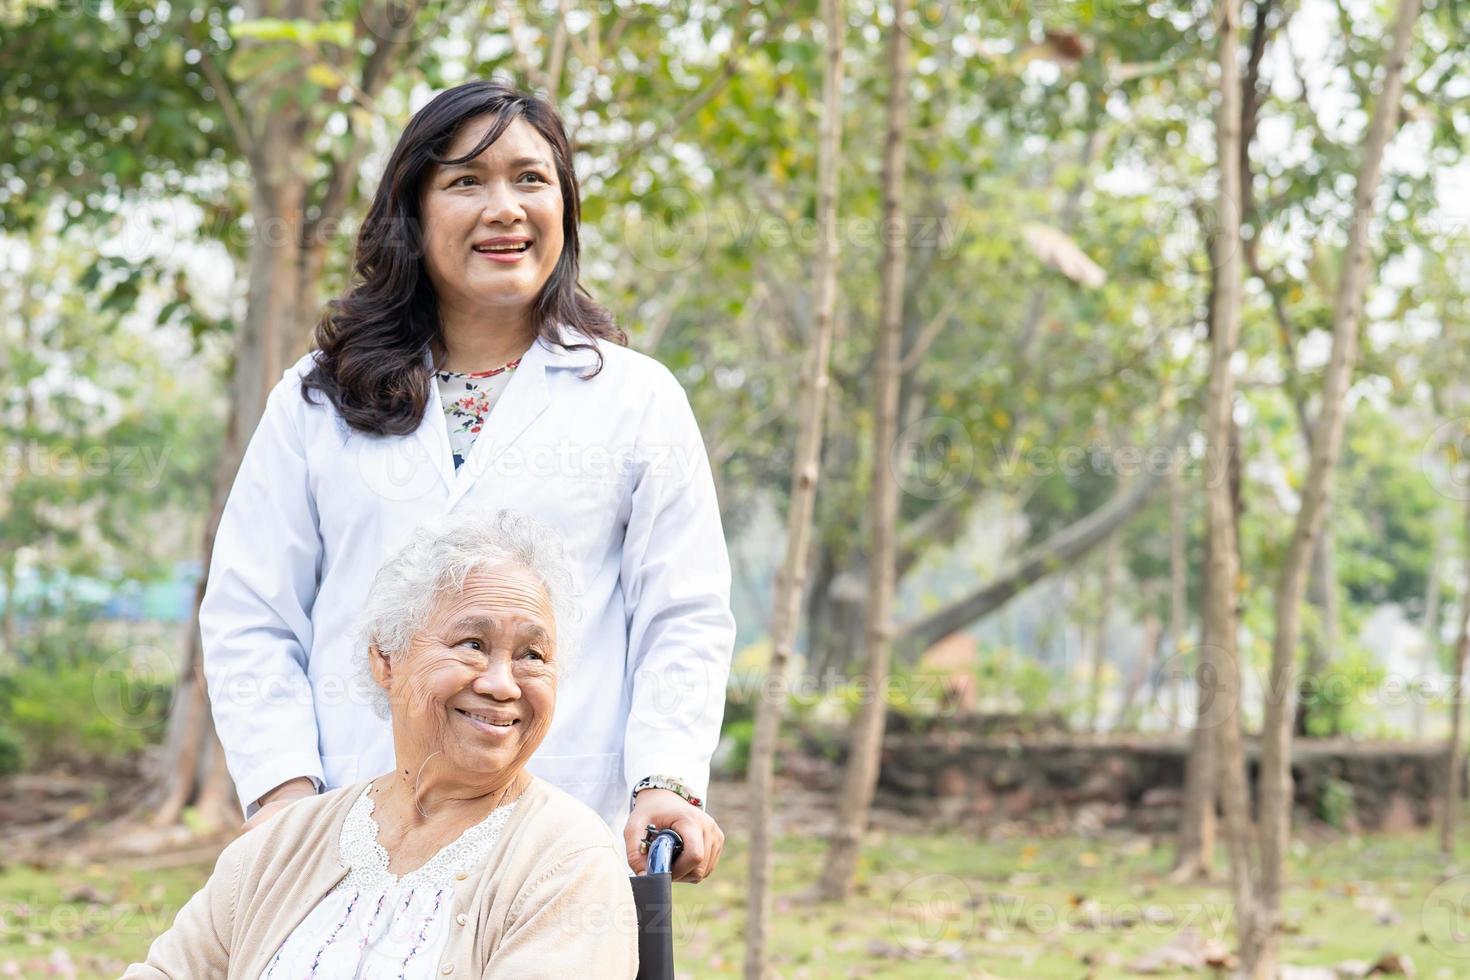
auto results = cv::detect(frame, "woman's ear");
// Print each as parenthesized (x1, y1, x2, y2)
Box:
(368, 644, 393, 691)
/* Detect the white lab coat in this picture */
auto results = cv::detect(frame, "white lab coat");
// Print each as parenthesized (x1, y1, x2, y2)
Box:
(199, 327, 736, 831)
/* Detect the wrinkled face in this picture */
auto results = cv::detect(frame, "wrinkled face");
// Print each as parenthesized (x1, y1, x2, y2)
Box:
(375, 562, 558, 780)
(419, 115, 566, 324)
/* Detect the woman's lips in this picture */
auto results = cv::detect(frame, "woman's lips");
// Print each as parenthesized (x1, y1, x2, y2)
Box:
(455, 707, 521, 736)
(473, 242, 532, 264)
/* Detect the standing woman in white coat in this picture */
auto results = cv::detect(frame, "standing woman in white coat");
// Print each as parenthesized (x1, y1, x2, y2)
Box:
(200, 80, 734, 882)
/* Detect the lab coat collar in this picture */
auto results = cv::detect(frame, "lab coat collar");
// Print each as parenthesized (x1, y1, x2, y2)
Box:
(418, 323, 604, 507)
(416, 323, 602, 374)
(532, 323, 604, 370)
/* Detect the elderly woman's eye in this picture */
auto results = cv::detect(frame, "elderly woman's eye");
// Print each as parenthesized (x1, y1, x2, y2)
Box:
(524, 648, 546, 662)
(459, 638, 483, 651)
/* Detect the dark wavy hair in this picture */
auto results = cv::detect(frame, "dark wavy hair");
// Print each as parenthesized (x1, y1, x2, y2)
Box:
(301, 80, 624, 435)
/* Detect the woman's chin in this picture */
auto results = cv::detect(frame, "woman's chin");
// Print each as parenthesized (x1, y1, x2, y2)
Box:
(445, 745, 523, 778)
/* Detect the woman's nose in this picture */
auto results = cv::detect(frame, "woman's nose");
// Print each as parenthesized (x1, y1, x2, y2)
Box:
(472, 658, 520, 699)
(479, 180, 526, 224)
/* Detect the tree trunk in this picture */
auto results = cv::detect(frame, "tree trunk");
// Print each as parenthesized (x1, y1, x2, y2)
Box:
(1170, 447, 1218, 879)
(817, 0, 909, 901)
(1297, 527, 1338, 736)
(1198, 0, 1257, 966)
(146, 6, 417, 829)
(1114, 611, 1162, 731)
(149, 174, 309, 828)
(1252, 0, 1421, 971)
(1173, 630, 1219, 878)
(1088, 534, 1120, 733)
(1441, 491, 1470, 854)
(1164, 458, 1188, 724)
(1417, 528, 1444, 740)
(1, 555, 16, 657)
(745, 0, 845, 974)
(803, 551, 866, 686)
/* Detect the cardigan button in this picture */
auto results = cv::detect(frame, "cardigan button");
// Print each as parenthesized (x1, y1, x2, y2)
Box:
(455, 871, 468, 881)
(441, 967, 454, 975)
(456, 912, 467, 926)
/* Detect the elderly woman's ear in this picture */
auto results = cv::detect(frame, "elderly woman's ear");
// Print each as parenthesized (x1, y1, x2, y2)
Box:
(367, 643, 392, 691)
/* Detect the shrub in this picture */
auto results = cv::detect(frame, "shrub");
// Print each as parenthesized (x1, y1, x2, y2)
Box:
(0, 724, 22, 776)
(0, 649, 171, 770)
(1317, 776, 1357, 830)
(1301, 650, 1387, 738)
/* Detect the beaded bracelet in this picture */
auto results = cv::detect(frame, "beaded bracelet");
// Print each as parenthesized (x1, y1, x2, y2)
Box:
(630, 774, 705, 811)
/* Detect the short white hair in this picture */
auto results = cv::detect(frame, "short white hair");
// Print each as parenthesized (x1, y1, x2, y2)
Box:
(354, 508, 579, 720)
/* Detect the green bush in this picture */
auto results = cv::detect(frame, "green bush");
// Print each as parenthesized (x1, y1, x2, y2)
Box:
(0, 651, 171, 770)
(1317, 776, 1357, 830)
(0, 724, 23, 776)
(1301, 650, 1387, 738)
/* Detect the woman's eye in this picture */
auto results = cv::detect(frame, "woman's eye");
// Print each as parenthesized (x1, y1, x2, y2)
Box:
(459, 638, 483, 651)
(517, 172, 547, 184)
(523, 649, 546, 662)
(452, 175, 478, 187)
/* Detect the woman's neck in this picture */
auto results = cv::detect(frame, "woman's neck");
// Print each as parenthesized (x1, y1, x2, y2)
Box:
(435, 308, 537, 374)
(383, 760, 528, 827)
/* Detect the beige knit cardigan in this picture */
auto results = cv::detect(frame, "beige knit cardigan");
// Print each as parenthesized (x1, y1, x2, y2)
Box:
(122, 776, 639, 979)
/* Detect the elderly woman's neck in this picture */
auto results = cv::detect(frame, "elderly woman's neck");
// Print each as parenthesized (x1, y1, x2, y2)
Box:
(386, 761, 529, 822)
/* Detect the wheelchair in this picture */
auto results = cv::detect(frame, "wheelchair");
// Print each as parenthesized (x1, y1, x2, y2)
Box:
(631, 827, 683, 980)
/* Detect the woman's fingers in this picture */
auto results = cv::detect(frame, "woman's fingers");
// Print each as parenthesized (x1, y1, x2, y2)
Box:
(624, 788, 725, 882)
(623, 820, 648, 875)
(669, 814, 709, 882)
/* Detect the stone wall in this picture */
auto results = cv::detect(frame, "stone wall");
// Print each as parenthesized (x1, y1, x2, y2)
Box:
(797, 716, 1463, 833)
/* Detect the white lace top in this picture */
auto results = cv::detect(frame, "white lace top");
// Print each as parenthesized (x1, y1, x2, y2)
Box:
(258, 783, 519, 980)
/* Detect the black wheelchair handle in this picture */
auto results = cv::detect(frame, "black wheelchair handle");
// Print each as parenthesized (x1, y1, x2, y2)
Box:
(645, 827, 683, 876)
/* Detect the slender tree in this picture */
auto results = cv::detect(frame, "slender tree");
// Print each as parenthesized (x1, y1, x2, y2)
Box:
(1418, 522, 1445, 740)
(1442, 489, 1470, 854)
(817, 0, 909, 901)
(150, 1, 427, 829)
(1250, 0, 1422, 970)
(1193, 0, 1425, 966)
(744, 0, 846, 973)
(1087, 533, 1120, 732)
(1198, 0, 1254, 960)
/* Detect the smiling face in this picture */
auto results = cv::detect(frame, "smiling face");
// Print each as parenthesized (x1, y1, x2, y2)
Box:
(373, 562, 558, 781)
(418, 115, 567, 331)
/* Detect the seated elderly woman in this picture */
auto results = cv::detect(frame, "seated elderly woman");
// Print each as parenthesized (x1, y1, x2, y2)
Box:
(126, 509, 638, 978)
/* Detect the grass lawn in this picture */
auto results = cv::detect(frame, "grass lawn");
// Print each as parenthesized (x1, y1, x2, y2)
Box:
(3, 819, 1469, 977)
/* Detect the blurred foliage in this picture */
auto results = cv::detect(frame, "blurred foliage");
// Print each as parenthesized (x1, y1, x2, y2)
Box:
(0, 0, 1468, 759)
(0, 627, 171, 769)
(1301, 648, 1389, 738)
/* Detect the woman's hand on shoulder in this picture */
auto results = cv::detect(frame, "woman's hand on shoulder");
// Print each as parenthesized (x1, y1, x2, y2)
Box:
(242, 777, 317, 833)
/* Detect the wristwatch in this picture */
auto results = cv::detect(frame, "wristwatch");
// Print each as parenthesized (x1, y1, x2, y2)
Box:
(630, 774, 705, 811)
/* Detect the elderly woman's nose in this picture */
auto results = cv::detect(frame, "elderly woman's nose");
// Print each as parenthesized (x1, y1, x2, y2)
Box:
(472, 656, 521, 698)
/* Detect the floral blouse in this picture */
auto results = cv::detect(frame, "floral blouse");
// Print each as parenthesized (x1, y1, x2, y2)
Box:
(257, 782, 520, 979)
(434, 358, 520, 470)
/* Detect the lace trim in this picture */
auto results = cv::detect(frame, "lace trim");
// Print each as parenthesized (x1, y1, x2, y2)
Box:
(338, 783, 519, 890)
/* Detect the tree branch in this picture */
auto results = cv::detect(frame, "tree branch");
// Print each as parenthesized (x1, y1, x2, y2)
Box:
(305, 6, 421, 243)
(894, 413, 1194, 657)
(504, 1, 556, 96)
(191, 28, 257, 165)
(599, 7, 793, 179)
(898, 290, 961, 374)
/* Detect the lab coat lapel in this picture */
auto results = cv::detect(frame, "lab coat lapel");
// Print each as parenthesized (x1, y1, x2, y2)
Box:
(448, 338, 552, 507)
(412, 350, 456, 497)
